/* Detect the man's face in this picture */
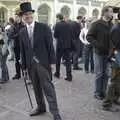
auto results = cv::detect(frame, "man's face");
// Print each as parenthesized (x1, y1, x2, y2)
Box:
(86, 20, 92, 28)
(105, 7, 113, 20)
(78, 18, 82, 23)
(22, 11, 33, 24)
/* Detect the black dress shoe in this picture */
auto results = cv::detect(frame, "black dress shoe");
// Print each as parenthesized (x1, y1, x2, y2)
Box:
(53, 114, 62, 120)
(102, 106, 120, 112)
(0, 81, 7, 84)
(12, 74, 21, 80)
(30, 108, 46, 116)
(91, 70, 94, 74)
(54, 73, 60, 79)
(73, 67, 83, 70)
(94, 94, 105, 100)
(114, 100, 120, 105)
(85, 70, 89, 74)
(65, 76, 72, 82)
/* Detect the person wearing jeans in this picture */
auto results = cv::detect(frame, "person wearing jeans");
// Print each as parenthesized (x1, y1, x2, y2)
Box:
(0, 51, 9, 83)
(87, 6, 113, 100)
(84, 45, 94, 73)
(80, 18, 94, 73)
(94, 53, 109, 99)
(0, 27, 9, 84)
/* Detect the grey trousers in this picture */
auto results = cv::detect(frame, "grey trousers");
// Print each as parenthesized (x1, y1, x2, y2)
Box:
(28, 60, 59, 115)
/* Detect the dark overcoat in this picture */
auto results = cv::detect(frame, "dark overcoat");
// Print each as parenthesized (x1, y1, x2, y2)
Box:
(69, 21, 82, 54)
(54, 20, 74, 50)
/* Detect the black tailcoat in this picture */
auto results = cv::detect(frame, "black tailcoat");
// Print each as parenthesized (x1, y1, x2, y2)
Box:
(20, 22, 55, 71)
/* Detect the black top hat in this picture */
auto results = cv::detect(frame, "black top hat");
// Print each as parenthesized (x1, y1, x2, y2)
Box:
(20, 2, 35, 15)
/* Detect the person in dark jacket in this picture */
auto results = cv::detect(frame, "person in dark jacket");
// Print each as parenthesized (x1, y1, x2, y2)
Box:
(102, 12, 120, 112)
(69, 16, 83, 70)
(19, 2, 61, 120)
(87, 6, 113, 100)
(54, 13, 73, 82)
(7, 18, 15, 61)
(8, 13, 25, 80)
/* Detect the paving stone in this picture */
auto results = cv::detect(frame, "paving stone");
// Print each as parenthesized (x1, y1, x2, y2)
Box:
(0, 62, 120, 120)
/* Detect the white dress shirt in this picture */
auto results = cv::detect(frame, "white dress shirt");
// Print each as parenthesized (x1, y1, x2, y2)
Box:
(80, 27, 90, 45)
(26, 21, 35, 47)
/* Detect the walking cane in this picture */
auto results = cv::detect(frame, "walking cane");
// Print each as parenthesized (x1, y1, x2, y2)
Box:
(21, 65, 33, 109)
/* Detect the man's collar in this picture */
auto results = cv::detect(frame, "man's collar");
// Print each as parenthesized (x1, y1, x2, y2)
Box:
(26, 21, 35, 28)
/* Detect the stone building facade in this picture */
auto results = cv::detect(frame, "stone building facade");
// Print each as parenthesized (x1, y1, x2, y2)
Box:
(31, 0, 106, 25)
(0, 0, 20, 24)
(0, 0, 107, 24)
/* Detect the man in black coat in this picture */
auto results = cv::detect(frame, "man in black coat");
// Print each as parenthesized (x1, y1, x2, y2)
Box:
(19, 2, 61, 120)
(54, 13, 73, 81)
(69, 16, 83, 70)
(8, 13, 24, 80)
(87, 6, 113, 100)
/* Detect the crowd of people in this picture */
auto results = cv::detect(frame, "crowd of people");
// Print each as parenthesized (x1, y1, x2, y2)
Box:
(0, 2, 120, 120)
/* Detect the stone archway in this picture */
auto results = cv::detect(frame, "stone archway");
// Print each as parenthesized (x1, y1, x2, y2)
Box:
(92, 8, 99, 18)
(15, 7, 21, 15)
(38, 4, 51, 24)
(78, 7, 87, 17)
(0, 7, 8, 24)
(60, 6, 71, 19)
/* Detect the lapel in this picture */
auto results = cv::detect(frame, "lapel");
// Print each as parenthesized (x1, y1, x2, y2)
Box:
(24, 26, 31, 47)
(24, 21, 38, 49)
(33, 21, 38, 48)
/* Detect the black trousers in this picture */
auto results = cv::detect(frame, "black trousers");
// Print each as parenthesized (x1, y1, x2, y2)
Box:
(73, 52, 79, 68)
(28, 60, 59, 114)
(14, 46, 21, 76)
(55, 47, 72, 77)
(72, 38, 83, 68)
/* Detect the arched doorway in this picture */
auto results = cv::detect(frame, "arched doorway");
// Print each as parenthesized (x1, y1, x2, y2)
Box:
(0, 7, 7, 24)
(15, 7, 21, 15)
(60, 6, 71, 19)
(78, 7, 87, 17)
(92, 8, 99, 18)
(38, 4, 51, 24)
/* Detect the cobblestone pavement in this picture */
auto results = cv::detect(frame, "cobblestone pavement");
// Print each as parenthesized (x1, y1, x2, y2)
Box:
(0, 61, 120, 120)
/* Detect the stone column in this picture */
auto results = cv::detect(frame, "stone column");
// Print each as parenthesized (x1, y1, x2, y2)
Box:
(100, 3, 103, 17)
(53, 0, 58, 24)
(8, 8, 14, 19)
(73, 0, 76, 20)
(88, 1, 92, 18)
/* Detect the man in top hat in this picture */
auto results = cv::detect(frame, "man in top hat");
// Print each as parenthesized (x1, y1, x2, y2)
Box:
(19, 2, 62, 120)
